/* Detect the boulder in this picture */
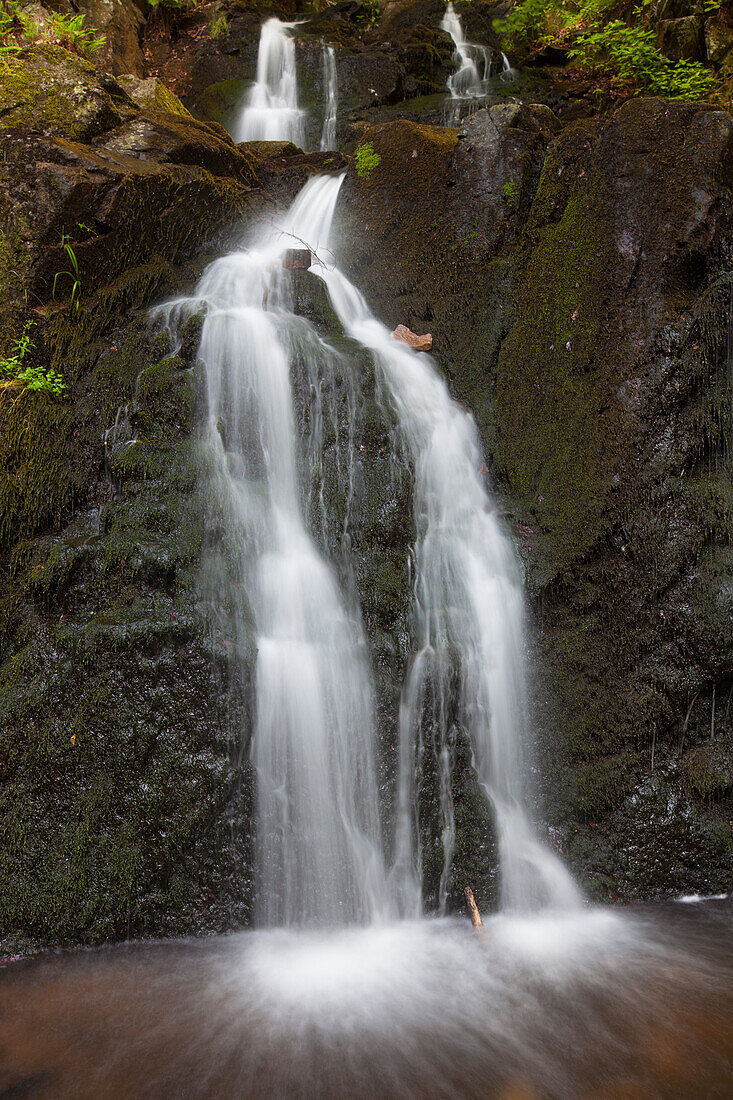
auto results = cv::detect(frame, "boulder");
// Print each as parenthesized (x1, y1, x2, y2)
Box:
(76, 0, 147, 77)
(282, 248, 312, 270)
(657, 15, 706, 62)
(115, 74, 193, 119)
(705, 16, 733, 66)
(0, 43, 135, 141)
(393, 324, 432, 350)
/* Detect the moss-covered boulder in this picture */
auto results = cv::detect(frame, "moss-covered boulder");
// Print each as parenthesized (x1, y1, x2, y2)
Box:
(0, 43, 266, 350)
(115, 75, 194, 119)
(0, 43, 134, 140)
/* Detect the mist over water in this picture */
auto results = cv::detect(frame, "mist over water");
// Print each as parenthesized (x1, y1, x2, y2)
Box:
(2, 904, 732, 1097)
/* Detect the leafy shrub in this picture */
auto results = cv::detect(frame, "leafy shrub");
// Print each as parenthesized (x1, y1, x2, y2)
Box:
(355, 141, 381, 179)
(355, 0, 380, 30)
(0, 2, 105, 57)
(570, 20, 715, 98)
(0, 322, 67, 397)
(495, 0, 716, 100)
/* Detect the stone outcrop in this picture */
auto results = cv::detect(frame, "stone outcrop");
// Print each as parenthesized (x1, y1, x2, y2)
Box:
(77, 0, 147, 77)
(0, 44, 353, 952)
(115, 74, 194, 118)
(393, 324, 433, 350)
(335, 101, 733, 902)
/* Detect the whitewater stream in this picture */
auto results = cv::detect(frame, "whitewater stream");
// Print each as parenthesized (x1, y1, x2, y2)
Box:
(235, 19, 339, 152)
(156, 169, 578, 926)
(441, 3, 510, 99)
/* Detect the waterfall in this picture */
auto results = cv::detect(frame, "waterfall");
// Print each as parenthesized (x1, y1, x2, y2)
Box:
(159, 170, 578, 924)
(441, 2, 507, 98)
(319, 46, 338, 152)
(312, 176, 581, 913)
(158, 176, 395, 928)
(235, 17, 305, 145)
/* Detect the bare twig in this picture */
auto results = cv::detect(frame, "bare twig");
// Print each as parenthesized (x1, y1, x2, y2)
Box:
(267, 223, 336, 270)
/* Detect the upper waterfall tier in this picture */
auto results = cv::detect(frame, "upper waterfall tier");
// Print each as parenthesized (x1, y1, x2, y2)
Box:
(441, 3, 508, 97)
(235, 18, 305, 145)
(234, 19, 339, 150)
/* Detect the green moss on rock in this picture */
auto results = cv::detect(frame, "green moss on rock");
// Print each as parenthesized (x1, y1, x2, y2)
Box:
(115, 75, 194, 120)
(0, 43, 131, 140)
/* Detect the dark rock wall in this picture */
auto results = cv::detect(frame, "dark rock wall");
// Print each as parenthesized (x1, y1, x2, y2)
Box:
(334, 100, 733, 901)
(0, 47, 347, 951)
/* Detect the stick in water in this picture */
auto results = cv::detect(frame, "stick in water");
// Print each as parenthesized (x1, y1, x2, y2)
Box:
(464, 886, 483, 930)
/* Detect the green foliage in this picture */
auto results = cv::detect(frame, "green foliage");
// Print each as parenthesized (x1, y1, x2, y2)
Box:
(495, 0, 560, 47)
(49, 12, 106, 55)
(355, 141, 382, 179)
(570, 20, 716, 98)
(0, 2, 105, 57)
(0, 2, 20, 54)
(495, 0, 716, 100)
(210, 10, 228, 38)
(502, 180, 519, 208)
(355, 0, 380, 30)
(53, 231, 82, 311)
(0, 321, 67, 396)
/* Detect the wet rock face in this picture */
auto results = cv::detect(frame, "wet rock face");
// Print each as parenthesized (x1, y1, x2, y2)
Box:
(143, 0, 461, 146)
(336, 101, 733, 902)
(77, 0, 147, 77)
(0, 39, 357, 948)
(0, 326, 255, 950)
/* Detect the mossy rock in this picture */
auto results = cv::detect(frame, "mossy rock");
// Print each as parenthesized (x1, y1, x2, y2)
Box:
(0, 43, 135, 140)
(188, 77, 248, 130)
(115, 75, 194, 120)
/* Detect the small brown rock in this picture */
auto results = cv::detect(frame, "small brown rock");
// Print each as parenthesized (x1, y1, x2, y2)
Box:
(393, 324, 433, 351)
(283, 249, 311, 270)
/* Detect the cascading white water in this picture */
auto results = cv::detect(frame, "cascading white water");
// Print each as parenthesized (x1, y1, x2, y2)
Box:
(319, 46, 338, 151)
(441, 2, 509, 98)
(310, 175, 581, 913)
(441, 2, 488, 97)
(157, 176, 394, 928)
(235, 18, 305, 145)
(158, 170, 577, 923)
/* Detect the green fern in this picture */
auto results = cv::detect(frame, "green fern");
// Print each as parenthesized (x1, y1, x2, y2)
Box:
(495, 0, 716, 101)
(0, 321, 67, 397)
